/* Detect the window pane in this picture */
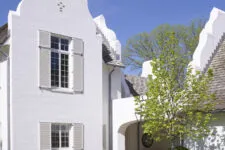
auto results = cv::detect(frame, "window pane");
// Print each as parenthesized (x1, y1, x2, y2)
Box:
(61, 39, 69, 51)
(51, 124, 70, 148)
(51, 52, 59, 87)
(51, 36, 59, 49)
(61, 130, 69, 147)
(51, 125, 60, 148)
(61, 54, 69, 88)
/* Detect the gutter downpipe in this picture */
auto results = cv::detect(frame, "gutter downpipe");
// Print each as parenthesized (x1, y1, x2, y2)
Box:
(109, 66, 115, 150)
(0, 45, 11, 150)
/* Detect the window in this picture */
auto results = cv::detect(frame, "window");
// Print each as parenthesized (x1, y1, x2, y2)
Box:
(40, 122, 84, 150)
(39, 31, 84, 93)
(51, 36, 69, 88)
(51, 124, 71, 148)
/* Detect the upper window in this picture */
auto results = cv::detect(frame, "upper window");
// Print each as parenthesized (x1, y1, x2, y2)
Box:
(51, 36, 69, 88)
(39, 30, 84, 93)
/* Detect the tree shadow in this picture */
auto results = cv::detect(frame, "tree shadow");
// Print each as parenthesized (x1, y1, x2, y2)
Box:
(185, 113, 225, 150)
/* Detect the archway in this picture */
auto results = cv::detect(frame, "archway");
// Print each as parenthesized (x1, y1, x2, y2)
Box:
(113, 97, 170, 150)
(124, 122, 169, 150)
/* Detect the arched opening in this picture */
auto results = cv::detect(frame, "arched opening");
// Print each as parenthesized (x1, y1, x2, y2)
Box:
(120, 122, 169, 150)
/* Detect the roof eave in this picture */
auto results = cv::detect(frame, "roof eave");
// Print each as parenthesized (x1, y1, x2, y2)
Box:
(106, 62, 125, 68)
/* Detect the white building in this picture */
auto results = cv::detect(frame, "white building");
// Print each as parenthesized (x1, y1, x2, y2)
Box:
(0, 0, 123, 150)
(0, 0, 225, 150)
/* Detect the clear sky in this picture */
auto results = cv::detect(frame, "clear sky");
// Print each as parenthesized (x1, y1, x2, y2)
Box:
(1, 0, 225, 74)
(1, 0, 225, 45)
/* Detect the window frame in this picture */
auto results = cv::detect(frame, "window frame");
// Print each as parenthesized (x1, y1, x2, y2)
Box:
(50, 35, 70, 89)
(51, 123, 72, 149)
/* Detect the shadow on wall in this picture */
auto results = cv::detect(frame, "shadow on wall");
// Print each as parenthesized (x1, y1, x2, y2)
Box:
(125, 122, 169, 150)
(185, 113, 225, 150)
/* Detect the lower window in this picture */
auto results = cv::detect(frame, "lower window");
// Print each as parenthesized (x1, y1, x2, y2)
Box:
(51, 124, 71, 148)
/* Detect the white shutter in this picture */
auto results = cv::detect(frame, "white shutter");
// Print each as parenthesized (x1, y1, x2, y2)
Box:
(73, 37, 84, 55)
(40, 123, 51, 150)
(73, 123, 84, 150)
(39, 31, 51, 48)
(39, 30, 51, 88)
(72, 38, 84, 93)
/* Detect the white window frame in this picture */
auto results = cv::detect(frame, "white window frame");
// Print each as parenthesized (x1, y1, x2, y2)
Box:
(51, 123, 72, 150)
(50, 35, 71, 89)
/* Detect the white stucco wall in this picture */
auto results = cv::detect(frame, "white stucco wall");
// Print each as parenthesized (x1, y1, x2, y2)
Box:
(185, 113, 225, 150)
(0, 60, 9, 150)
(102, 65, 123, 150)
(7, 0, 103, 150)
(113, 97, 138, 150)
(193, 7, 225, 71)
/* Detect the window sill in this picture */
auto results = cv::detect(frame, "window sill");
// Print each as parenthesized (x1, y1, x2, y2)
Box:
(52, 148, 71, 150)
(51, 88, 74, 94)
(39, 87, 74, 94)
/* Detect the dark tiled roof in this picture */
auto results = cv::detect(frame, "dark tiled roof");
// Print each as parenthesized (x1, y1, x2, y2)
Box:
(102, 44, 113, 63)
(125, 75, 148, 96)
(97, 27, 124, 68)
(206, 35, 225, 111)
(0, 23, 8, 45)
(102, 43, 124, 68)
(203, 33, 225, 73)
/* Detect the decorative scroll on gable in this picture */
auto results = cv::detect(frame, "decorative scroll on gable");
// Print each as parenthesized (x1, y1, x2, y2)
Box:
(94, 15, 124, 68)
(193, 7, 225, 71)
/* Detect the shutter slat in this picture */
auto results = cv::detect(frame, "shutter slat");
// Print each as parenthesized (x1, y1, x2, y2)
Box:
(40, 123, 51, 150)
(39, 31, 51, 88)
(73, 123, 84, 150)
(73, 38, 84, 93)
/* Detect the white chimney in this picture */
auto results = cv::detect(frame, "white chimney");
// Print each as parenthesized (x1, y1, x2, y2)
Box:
(141, 60, 154, 78)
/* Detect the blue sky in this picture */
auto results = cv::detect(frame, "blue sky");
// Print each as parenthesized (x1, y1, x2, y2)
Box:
(1, 0, 225, 45)
(1, 0, 225, 74)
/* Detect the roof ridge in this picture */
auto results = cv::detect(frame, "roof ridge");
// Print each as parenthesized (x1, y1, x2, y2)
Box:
(203, 33, 225, 74)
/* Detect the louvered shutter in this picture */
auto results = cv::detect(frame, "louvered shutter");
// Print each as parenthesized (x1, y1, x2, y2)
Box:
(73, 123, 84, 150)
(72, 38, 84, 93)
(40, 123, 51, 150)
(39, 31, 51, 88)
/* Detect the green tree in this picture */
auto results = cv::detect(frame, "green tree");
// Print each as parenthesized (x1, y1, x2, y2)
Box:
(135, 31, 217, 149)
(123, 19, 205, 73)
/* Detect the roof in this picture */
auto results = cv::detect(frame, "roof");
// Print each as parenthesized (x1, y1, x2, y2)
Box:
(125, 75, 148, 96)
(206, 34, 225, 111)
(102, 44, 124, 68)
(124, 73, 225, 111)
(0, 23, 8, 45)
